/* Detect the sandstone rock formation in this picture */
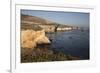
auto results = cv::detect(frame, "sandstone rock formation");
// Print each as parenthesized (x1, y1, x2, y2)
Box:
(21, 29, 51, 49)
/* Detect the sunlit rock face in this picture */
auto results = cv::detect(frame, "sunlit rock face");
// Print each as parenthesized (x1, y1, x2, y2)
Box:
(21, 29, 51, 49)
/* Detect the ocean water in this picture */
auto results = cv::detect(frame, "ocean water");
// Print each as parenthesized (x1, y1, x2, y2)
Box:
(46, 30, 89, 59)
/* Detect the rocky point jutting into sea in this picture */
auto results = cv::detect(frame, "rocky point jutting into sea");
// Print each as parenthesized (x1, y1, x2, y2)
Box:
(21, 14, 80, 62)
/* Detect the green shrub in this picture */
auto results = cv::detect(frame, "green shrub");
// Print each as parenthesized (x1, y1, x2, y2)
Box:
(21, 48, 80, 63)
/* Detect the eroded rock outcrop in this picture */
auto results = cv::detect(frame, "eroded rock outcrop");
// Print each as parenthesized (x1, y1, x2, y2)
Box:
(21, 29, 51, 49)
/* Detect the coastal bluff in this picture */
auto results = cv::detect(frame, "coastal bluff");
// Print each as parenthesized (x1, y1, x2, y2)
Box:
(21, 14, 78, 33)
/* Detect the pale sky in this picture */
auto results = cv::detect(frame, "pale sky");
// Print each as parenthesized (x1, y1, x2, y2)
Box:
(21, 9, 89, 27)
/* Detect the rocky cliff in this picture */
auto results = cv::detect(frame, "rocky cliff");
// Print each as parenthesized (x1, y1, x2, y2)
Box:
(21, 14, 74, 32)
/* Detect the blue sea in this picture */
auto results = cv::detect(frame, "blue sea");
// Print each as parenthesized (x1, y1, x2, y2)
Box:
(46, 30, 89, 59)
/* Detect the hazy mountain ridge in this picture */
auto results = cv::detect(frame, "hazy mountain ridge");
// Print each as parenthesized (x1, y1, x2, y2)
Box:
(21, 14, 71, 26)
(21, 14, 55, 24)
(21, 14, 77, 32)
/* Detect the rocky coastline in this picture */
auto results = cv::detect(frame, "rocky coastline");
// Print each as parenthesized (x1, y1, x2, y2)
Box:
(21, 14, 80, 63)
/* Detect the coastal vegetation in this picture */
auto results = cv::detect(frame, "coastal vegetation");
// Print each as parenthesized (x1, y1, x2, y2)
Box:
(21, 47, 80, 63)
